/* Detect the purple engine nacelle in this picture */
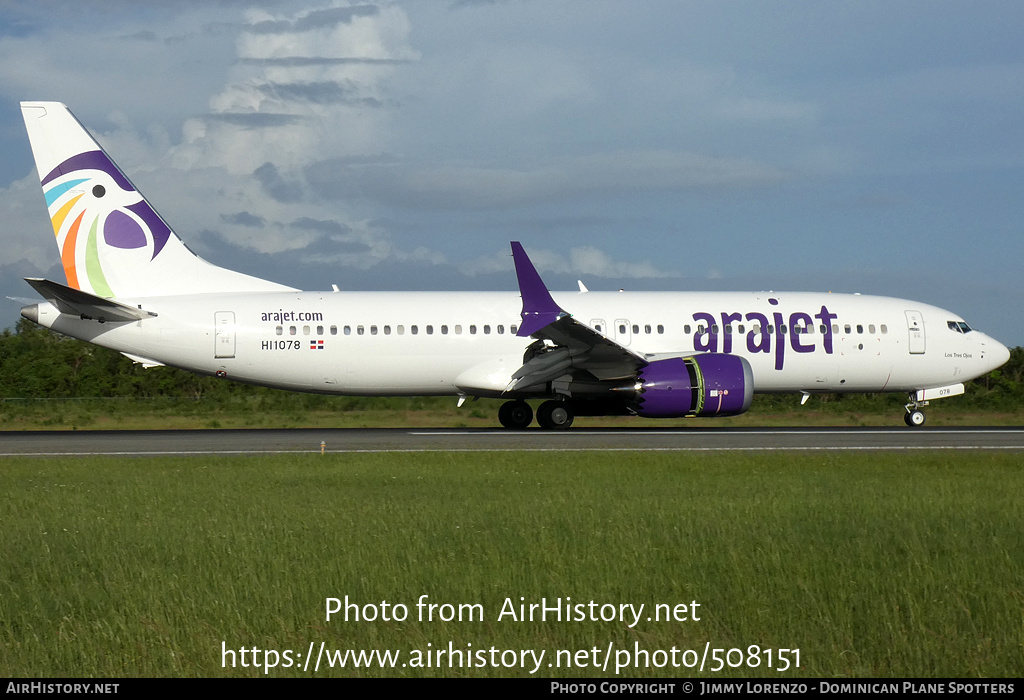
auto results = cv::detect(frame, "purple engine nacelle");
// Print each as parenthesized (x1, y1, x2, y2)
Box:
(635, 354, 754, 418)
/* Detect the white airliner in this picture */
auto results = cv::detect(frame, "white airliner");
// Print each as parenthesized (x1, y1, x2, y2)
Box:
(16, 102, 1010, 428)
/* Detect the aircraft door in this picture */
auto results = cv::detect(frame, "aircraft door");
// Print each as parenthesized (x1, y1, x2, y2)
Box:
(905, 310, 925, 354)
(614, 318, 632, 346)
(214, 311, 236, 358)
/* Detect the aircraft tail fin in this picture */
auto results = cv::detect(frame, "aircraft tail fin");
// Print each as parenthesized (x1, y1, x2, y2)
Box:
(20, 102, 294, 298)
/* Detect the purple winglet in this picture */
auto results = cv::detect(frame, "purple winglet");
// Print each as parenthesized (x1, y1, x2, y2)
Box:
(511, 241, 564, 337)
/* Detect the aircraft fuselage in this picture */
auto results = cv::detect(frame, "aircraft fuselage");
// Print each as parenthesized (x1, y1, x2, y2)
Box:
(27, 289, 1006, 399)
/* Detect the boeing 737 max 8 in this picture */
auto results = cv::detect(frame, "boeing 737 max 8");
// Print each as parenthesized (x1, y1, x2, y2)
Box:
(15, 102, 1010, 428)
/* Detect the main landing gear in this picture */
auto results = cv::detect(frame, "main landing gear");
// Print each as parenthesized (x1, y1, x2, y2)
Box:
(498, 400, 533, 429)
(498, 400, 575, 430)
(904, 393, 927, 427)
(537, 400, 574, 430)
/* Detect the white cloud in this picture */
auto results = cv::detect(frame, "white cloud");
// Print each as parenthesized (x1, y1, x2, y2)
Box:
(0, 2, 428, 280)
(173, 2, 418, 174)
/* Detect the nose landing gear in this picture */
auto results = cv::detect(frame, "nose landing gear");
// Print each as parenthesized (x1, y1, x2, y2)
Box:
(904, 393, 928, 427)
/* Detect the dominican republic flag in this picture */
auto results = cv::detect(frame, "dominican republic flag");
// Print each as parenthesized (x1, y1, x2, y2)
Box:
(310, 340, 324, 350)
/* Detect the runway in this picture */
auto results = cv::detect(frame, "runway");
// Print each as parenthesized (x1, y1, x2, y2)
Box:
(1, 426, 1024, 456)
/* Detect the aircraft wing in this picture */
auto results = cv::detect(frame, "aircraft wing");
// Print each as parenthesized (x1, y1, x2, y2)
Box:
(508, 242, 645, 392)
(25, 277, 157, 322)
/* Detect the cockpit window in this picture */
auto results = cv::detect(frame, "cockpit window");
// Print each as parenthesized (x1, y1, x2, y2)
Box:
(947, 321, 973, 334)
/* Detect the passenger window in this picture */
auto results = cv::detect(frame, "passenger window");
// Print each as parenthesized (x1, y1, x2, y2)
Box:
(371, 325, 378, 335)
(645, 324, 651, 334)
(276, 326, 283, 336)
(844, 325, 851, 334)
(454, 325, 462, 334)
(397, 325, 404, 335)
(411, 325, 418, 335)
(868, 325, 875, 334)
(470, 325, 477, 334)
(330, 325, 337, 335)
(426, 325, 433, 335)
(357, 325, 364, 336)
(344, 326, 351, 335)
(289, 326, 296, 335)
(657, 325, 664, 334)
(483, 325, 490, 334)
(881, 325, 888, 334)
(442, 325, 449, 335)
(632, 324, 639, 334)
(857, 325, 863, 334)
(498, 325, 505, 334)
(317, 325, 324, 335)
(383, 325, 391, 335)
(619, 324, 627, 334)
(511, 324, 518, 334)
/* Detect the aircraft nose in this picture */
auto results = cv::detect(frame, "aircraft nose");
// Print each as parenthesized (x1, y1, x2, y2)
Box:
(986, 337, 1011, 371)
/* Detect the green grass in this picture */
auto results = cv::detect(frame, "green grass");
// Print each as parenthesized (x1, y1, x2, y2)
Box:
(1, 393, 1022, 430)
(1, 451, 1022, 677)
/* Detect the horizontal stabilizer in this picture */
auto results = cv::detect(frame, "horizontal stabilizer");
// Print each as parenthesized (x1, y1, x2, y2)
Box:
(25, 277, 157, 322)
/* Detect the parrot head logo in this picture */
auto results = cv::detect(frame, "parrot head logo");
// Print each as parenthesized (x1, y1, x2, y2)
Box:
(42, 150, 171, 297)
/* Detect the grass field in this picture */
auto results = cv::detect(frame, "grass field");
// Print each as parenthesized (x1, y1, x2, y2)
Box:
(1, 393, 1022, 430)
(2, 450, 1022, 678)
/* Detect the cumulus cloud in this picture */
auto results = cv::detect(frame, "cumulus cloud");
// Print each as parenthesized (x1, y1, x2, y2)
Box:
(245, 4, 380, 34)
(172, 10, 415, 174)
(158, 1, 426, 273)
(0, 1, 814, 302)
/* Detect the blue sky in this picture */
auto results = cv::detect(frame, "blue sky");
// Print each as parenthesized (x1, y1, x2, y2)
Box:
(1, 1, 1023, 344)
